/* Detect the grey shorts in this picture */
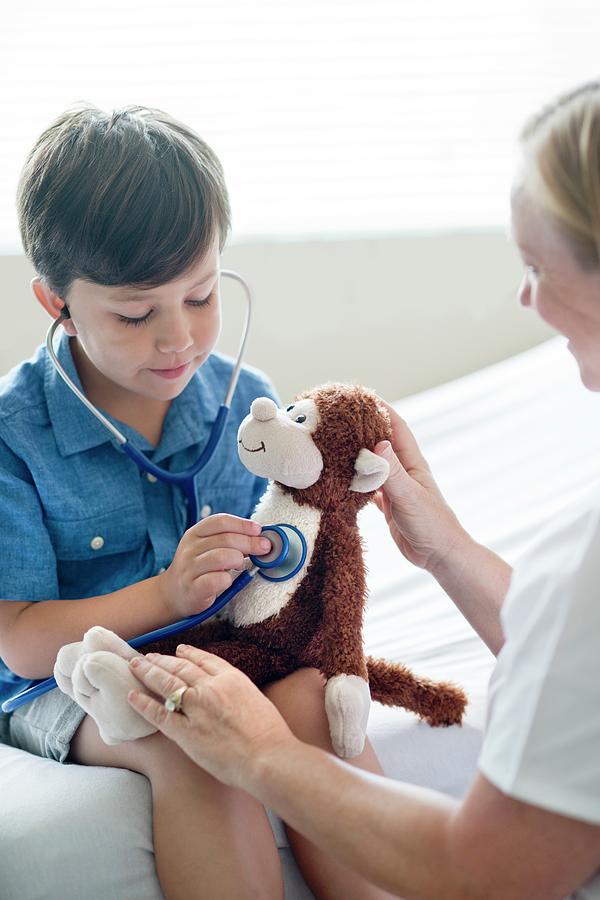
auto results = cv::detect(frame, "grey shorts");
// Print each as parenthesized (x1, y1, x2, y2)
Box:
(0, 688, 85, 763)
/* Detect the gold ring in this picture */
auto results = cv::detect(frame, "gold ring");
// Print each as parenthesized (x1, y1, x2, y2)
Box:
(164, 685, 187, 713)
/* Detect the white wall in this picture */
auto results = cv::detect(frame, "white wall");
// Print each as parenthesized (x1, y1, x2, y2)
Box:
(1, 233, 553, 404)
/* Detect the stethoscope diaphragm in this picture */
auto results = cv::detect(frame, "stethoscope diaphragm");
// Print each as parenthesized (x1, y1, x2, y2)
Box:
(250, 524, 307, 582)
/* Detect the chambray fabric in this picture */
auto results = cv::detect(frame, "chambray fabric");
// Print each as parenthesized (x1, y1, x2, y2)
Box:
(0, 333, 278, 707)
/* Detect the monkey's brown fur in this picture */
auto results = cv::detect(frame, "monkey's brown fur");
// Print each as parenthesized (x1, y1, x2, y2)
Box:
(147, 383, 467, 729)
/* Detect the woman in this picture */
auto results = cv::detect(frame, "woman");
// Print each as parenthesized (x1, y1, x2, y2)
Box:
(126, 82, 600, 899)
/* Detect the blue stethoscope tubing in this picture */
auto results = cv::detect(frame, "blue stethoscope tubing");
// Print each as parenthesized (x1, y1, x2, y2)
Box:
(1, 523, 307, 713)
(45, 269, 253, 530)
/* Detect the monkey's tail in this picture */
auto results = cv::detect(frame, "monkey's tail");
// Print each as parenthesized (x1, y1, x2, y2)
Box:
(366, 656, 467, 727)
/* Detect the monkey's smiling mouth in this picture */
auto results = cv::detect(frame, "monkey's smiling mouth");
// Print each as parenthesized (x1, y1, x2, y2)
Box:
(239, 439, 266, 453)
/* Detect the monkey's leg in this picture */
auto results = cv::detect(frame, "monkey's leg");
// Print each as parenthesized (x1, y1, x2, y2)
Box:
(141, 619, 233, 657)
(198, 639, 298, 688)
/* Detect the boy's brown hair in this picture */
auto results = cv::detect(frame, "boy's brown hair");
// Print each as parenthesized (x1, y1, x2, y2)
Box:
(17, 105, 231, 298)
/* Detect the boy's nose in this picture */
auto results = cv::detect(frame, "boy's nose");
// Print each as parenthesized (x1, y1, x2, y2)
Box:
(156, 316, 193, 354)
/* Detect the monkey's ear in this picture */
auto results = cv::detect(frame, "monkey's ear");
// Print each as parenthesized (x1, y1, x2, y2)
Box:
(349, 448, 390, 493)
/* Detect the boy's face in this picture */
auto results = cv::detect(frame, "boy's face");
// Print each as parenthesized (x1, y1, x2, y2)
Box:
(59, 238, 222, 405)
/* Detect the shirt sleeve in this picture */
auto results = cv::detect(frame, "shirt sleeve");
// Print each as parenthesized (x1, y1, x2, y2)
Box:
(0, 435, 59, 600)
(478, 499, 600, 824)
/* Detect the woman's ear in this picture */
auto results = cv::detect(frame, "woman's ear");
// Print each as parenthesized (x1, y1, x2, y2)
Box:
(31, 278, 77, 336)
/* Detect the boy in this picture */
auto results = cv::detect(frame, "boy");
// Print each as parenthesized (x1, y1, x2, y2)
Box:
(0, 106, 391, 900)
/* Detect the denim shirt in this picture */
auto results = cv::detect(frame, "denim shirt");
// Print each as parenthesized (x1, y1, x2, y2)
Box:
(0, 334, 278, 701)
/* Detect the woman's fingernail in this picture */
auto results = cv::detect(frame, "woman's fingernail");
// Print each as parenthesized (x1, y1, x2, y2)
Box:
(130, 657, 141, 667)
(260, 539, 271, 551)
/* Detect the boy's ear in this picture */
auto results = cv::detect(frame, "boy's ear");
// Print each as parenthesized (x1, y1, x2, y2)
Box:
(31, 278, 77, 336)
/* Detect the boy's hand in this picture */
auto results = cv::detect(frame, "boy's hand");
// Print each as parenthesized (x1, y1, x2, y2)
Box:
(373, 401, 469, 576)
(158, 514, 272, 619)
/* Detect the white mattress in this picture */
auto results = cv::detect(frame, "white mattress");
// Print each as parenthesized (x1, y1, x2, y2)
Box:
(2, 336, 599, 899)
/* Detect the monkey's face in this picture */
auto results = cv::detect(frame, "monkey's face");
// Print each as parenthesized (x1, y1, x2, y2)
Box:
(237, 397, 324, 488)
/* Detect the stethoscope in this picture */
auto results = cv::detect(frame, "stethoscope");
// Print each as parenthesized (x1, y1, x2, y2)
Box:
(1, 271, 307, 714)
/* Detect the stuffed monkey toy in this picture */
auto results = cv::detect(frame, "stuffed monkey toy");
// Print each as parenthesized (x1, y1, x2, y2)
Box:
(55, 384, 467, 758)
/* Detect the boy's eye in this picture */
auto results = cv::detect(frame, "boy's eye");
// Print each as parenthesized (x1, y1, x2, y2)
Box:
(186, 296, 212, 309)
(117, 311, 153, 327)
(116, 295, 211, 327)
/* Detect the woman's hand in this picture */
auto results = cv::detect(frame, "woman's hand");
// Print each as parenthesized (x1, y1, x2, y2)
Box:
(374, 400, 468, 576)
(127, 645, 296, 789)
(158, 514, 272, 619)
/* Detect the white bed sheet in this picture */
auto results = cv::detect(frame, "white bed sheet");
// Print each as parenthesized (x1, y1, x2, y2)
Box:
(2, 336, 599, 899)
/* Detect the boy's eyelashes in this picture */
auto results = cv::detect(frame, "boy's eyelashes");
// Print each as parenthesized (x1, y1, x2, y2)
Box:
(116, 296, 213, 327)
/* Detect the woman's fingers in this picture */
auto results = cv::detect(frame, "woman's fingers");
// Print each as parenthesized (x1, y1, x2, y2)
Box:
(130, 647, 228, 690)
(129, 654, 190, 697)
(175, 643, 233, 673)
(127, 687, 188, 737)
(377, 398, 429, 473)
(374, 440, 414, 503)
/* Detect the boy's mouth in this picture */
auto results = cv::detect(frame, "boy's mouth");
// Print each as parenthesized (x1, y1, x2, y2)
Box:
(149, 362, 191, 380)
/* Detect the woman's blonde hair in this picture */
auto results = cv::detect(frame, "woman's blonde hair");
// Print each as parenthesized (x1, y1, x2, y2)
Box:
(521, 81, 600, 269)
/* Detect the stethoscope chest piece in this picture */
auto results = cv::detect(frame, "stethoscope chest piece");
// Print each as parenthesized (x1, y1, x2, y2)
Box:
(250, 524, 307, 582)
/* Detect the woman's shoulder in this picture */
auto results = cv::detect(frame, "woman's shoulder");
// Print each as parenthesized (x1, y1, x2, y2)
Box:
(501, 484, 600, 646)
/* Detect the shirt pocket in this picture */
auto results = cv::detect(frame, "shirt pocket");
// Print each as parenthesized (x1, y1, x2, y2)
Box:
(199, 483, 257, 520)
(45, 505, 148, 561)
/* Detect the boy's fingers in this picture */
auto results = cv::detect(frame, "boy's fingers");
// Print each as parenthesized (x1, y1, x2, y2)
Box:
(189, 514, 262, 538)
(192, 533, 272, 558)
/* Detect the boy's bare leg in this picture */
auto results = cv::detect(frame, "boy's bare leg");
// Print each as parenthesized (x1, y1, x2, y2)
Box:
(266, 668, 398, 900)
(70, 713, 283, 900)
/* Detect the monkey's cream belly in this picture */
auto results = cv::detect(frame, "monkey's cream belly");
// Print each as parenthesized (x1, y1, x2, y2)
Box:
(226, 484, 322, 627)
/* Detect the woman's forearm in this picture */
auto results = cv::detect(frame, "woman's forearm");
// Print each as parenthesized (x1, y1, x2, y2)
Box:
(430, 532, 512, 656)
(251, 738, 465, 900)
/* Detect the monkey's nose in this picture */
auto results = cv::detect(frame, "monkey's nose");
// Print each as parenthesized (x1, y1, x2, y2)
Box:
(251, 397, 278, 422)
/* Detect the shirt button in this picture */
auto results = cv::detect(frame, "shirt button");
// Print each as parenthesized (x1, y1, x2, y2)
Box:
(90, 535, 105, 551)
(200, 504, 212, 518)
(158, 567, 166, 574)
(146, 473, 158, 483)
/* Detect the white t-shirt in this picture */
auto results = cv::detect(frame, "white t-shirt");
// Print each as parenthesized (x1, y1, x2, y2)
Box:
(478, 492, 600, 899)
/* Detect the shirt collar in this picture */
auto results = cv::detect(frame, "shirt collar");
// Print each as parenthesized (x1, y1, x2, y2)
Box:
(45, 333, 223, 461)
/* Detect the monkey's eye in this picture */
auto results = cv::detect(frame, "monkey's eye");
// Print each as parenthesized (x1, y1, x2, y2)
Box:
(294, 414, 306, 424)
(286, 404, 295, 412)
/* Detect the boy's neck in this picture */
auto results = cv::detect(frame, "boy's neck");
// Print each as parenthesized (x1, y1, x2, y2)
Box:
(69, 339, 170, 447)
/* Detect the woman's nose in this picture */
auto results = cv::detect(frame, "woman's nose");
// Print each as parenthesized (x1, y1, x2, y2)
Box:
(517, 274, 532, 308)
(251, 397, 278, 422)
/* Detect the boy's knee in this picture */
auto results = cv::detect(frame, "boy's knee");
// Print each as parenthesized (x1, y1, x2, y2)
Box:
(265, 667, 328, 736)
